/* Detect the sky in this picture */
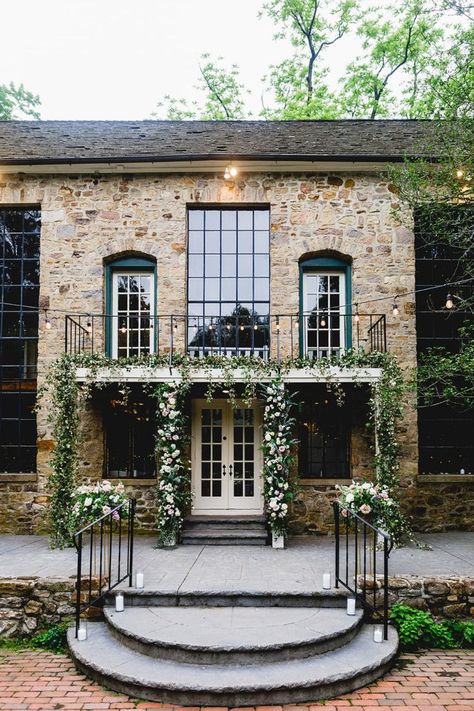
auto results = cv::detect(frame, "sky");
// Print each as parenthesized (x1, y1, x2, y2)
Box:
(0, 0, 359, 120)
(1, 0, 288, 119)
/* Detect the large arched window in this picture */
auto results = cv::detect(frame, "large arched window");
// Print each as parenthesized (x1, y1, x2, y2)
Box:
(105, 254, 156, 358)
(299, 254, 352, 359)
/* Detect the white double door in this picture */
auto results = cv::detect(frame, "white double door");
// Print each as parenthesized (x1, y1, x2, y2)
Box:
(191, 399, 263, 515)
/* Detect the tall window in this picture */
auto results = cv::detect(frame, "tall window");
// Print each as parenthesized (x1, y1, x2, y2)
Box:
(187, 207, 270, 357)
(298, 394, 351, 478)
(0, 207, 40, 473)
(415, 206, 474, 475)
(104, 392, 156, 478)
(105, 256, 156, 359)
(300, 256, 351, 359)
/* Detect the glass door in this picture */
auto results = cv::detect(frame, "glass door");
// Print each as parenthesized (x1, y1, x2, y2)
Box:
(191, 400, 263, 514)
(303, 272, 346, 359)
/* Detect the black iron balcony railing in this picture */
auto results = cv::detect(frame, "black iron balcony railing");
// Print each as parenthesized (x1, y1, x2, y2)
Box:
(64, 312, 387, 360)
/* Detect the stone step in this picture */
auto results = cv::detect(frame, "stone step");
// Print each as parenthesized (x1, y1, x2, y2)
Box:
(104, 605, 364, 663)
(68, 622, 398, 706)
(106, 589, 351, 608)
(181, 528, 268, 546)
(185, 515, 267, 527)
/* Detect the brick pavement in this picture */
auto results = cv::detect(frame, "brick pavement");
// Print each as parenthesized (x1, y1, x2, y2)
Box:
(0, 649, 472, 711)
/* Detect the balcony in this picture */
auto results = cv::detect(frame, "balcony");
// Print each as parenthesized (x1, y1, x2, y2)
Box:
(64, 312, 387, 361)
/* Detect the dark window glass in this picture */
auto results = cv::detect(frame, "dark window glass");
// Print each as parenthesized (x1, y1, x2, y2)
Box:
(104, 395, 156, 478)
(0, 208, 40, 473)
(415, 206, 474, 475)
(298, 397, 350, 478)
(187, 207, 270, 357)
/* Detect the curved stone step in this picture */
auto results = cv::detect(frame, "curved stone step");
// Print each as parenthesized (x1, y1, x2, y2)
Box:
(68, 623, 398, 706)
(104, 605, 364, 663)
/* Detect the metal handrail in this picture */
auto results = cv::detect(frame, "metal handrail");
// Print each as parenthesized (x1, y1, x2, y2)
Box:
(73, 498, 135, 637)
(333, 501, 393, 640)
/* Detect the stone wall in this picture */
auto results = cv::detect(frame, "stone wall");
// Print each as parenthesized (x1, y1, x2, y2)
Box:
(0, 170, 471, 535)
(0, 577, 76, 638)
(361, 575, 474, 619)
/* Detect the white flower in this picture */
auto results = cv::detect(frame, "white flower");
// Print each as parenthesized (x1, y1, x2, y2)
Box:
(362, 482, 372, 491)
(84, 497, 92, 507)
(346, 493, 354, 503)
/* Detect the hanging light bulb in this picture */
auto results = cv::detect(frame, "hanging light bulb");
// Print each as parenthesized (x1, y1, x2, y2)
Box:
(208, 323, 213, 331)
(354, 304, 360, 323)
(456, 168, 464, 179)
(45, 310, 51, 330)
(253, 323, 258, 331)
(276, 317, 280, 332)
(226, 323, 231, 331)
(174, 319, 178, 329)
(229, 165, 238, 177)
(86, 317, 92, 334)
(392, 300, 399, 317)
(224, 168, 231, 180)
(240, 324, 244, 331)
(120, 322, 127, 334)
(320, 314, 327, 328)
(446, 293, 454, 309)
(193, 324, 198, 332)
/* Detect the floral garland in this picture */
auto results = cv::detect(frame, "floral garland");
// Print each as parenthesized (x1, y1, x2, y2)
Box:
(261, 377, 298, 536)
(152, 381, 191, 545)
(71, 479, 128, 528)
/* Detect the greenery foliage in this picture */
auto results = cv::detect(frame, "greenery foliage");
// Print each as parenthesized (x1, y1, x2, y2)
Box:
(261, 377, 299, 535)
(71, 480, 128, 529)
(30, 622, 69, 653)
(390, 603, 474, 650)
(152, 381, 191, 545)
(0, 82, 41, 120)
(45, 348, 407, 545)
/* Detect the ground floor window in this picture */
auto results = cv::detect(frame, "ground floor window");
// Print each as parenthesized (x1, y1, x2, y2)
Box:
(298, 395, 351, 479)
(104, 395, 156, 478)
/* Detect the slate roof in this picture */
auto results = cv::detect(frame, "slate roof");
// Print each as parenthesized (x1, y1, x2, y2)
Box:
(0, 119, 436, 165)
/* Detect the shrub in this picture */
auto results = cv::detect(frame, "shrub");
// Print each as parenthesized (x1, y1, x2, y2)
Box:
(390, 603, 474, 651)
(30, 622, 69, 653)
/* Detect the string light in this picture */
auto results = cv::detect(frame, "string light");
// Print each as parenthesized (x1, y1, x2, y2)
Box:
(229, 166, 238, 177)
(392, 298, 400, 317)
(320, 314, 327, 327)
(456, 169, 464, 179)
(354, 304, 360, 323)
(86, 318, 92, 334)
(240, 324, 244, 331)
(446, 293, 454, 309)
(226, 323, 231, 331)
(45, 310, 51, 330)
(253, 323, 258, 330)
(120, 323, 127, 334)
(224, 169, 231, 180)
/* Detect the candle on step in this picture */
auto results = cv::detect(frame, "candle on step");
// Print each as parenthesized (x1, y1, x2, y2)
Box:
(322, 572, 331, 589)
(136, 572, 144, 589)
(373, 626, 383, 643)
(346, 597, 356, 615)
(77, 625, 87, 641)
(115, 592, 124, 612)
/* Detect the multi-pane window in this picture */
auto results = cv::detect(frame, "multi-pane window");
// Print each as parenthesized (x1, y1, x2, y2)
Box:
(104, 395, 156, 478)
(0, 207, 40, 473)
(298, 396, 350, 478)
(187, 207, 270, 357)
(303, 272, 346, 359)
(415, 206, 474, 475)
(112, 272, 154, 358)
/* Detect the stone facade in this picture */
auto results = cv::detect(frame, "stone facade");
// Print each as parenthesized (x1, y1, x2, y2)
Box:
(0, 170, 472, 535)
(0, 577, 76, 638)
(361, 575, 474, 619)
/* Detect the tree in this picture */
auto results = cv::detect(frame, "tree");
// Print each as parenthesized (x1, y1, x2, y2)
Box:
(339, 1, 444, 119)
(0, 82, 41, 120)
(154, 56, 248, 120)
(261, 0, 357, 118)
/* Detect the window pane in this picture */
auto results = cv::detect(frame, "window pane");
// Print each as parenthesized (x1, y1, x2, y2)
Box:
(238, 255, 253, 277)
(238, 211, 253, 229)
(222, 231, 236, 253)
(254, 211, 269, 229)
(205, 210, 220, 230)
(221, 211, 236, 229)
(189, 231, 204, 253)
(238, 231, 253, 253)
(222, 255, 236, 277)
(189, 254, 204, 278)
(205, 231, 220, 253)
(188, 210, 204, 230)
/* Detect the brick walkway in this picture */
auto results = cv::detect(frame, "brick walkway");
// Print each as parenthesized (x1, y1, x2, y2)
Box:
(0, 649, 473, 710)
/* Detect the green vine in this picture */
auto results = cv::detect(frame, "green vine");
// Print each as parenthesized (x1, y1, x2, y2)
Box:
(44, 348, 408, 546)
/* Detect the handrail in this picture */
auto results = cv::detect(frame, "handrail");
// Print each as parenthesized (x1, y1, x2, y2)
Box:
(333, 501, 393, 640)
(64, 311, 387, 359)
(73, 498, 135, 637)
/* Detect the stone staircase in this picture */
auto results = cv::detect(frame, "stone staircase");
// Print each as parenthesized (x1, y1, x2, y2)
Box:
(68, 588, 398, 705)
(180, 515, 268, 545)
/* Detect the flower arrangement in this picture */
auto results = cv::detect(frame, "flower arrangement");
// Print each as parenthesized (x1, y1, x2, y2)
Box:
(336, 480, 395, 527)
(71, 480, 128, 528)
(153, 381, 191, 546)
(261, 377, 298, 537)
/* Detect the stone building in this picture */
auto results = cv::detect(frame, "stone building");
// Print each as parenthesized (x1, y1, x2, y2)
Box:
(0, 120, 472, 539)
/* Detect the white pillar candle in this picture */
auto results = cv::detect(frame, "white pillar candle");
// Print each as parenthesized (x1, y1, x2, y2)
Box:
(115, 592, 124, 612)
(346, 597, 356, 615)
(136, 572, 144, 589)
(322, 573, 331, 589)
(77, 625, 87, 641)
(373, 626, 383, 643)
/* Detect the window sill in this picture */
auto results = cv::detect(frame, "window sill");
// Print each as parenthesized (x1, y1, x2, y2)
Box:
(300, 478, 351, 486)
(417, 474, 474, 484)
(0, 473, 37, 483)
(107, 478, 156, 486)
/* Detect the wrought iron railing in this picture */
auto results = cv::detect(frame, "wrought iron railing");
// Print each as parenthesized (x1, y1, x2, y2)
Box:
(73, 498, 135, 637)
(333, 501, 393, 640)
(64, 312, 387, 360)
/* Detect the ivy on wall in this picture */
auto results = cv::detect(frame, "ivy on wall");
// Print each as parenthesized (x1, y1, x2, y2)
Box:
(43, 349, 408, 547)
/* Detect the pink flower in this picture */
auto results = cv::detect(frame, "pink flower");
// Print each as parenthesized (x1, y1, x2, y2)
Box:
(359, 504, 372, 515)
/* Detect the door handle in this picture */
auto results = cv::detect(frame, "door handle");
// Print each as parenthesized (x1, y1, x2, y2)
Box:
(229, 464, 233, 477)
(222, 464, 227, 476)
